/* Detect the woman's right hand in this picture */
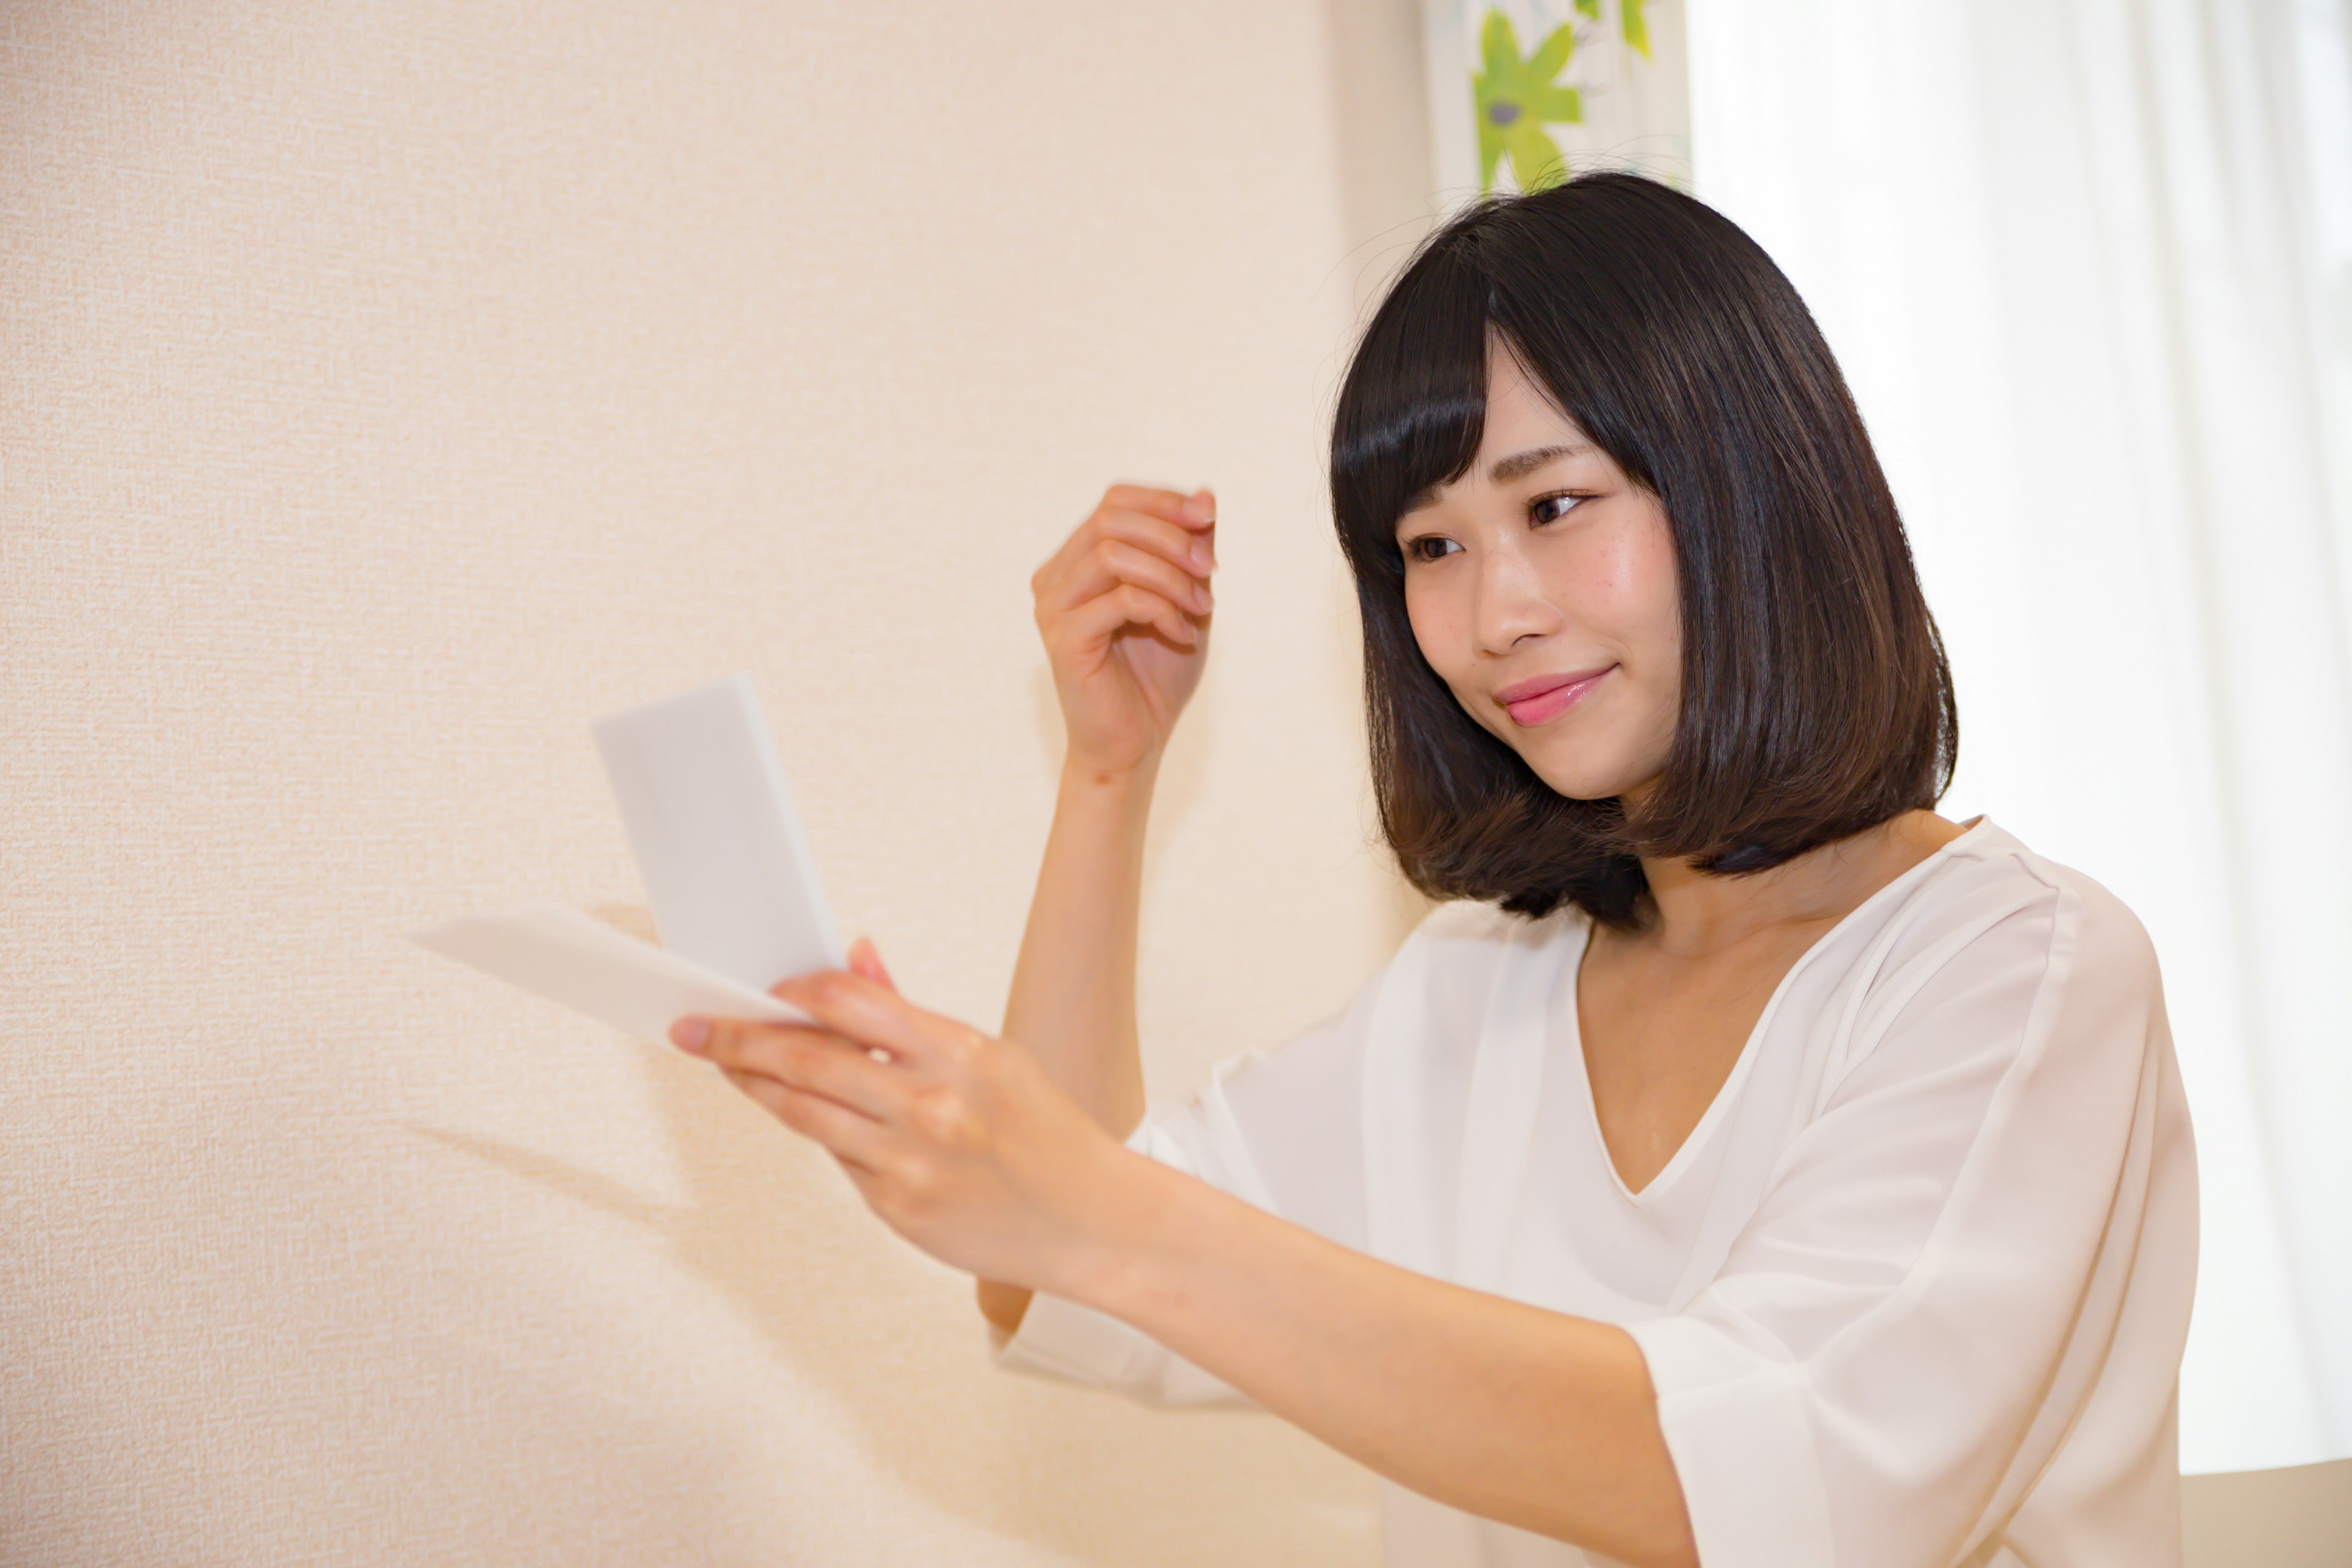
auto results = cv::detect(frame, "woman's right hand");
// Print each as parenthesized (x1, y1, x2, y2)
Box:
(1030, 483, 1217, 776)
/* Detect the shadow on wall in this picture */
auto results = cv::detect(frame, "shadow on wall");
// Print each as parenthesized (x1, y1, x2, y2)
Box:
(400, 895, 1379, 1565)
(399, 1072, 1278, 1566)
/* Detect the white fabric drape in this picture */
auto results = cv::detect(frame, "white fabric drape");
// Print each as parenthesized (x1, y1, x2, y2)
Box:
(1684, 0, 2352, 1474)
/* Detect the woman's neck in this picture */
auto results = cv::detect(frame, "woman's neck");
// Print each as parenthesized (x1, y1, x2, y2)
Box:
(1628, 809, 1969, 958)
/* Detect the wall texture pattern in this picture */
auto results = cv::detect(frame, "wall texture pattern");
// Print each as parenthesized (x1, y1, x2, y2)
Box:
(1, 2, 1437, 1561)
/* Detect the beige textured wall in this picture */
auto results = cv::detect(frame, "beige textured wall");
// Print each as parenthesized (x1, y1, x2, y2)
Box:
(1, 3, 1435, 1562)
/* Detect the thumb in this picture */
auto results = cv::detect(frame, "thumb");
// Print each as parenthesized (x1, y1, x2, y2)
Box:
(847, 935, 897, 993)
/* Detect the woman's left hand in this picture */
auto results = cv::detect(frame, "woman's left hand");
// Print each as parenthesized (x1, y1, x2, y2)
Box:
(668, 939, 1136, 1295)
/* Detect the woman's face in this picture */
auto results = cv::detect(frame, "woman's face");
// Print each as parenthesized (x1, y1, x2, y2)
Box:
(1395, 345, 1681, 802)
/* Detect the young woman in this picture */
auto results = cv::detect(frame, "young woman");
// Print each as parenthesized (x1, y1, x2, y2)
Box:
(668, 173, 2198, 1568)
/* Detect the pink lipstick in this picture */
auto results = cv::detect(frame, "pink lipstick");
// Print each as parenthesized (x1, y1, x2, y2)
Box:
(1496, 665, 1612, 727)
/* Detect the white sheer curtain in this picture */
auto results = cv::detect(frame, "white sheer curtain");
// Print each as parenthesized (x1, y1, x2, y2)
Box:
(1684, 0, 2352, 1474)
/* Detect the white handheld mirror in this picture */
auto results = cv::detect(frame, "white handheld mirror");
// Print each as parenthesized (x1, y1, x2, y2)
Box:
(407, 673, 861, 1051)
(591, 672, 846, 991)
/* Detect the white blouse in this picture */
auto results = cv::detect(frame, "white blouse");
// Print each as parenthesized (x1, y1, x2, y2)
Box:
(987, 818, 2198, 1568)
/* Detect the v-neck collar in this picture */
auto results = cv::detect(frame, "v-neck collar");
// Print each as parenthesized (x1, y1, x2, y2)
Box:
(1564, 815, 1996, 1205)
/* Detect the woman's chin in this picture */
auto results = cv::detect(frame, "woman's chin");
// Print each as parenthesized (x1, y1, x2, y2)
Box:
(1529, 766, 1635, 803)
(1518, 747, 1662, 805)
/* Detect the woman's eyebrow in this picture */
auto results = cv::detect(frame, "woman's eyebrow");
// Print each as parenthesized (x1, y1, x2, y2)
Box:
(1395, 442, 1597, 530)
(1487, 442, 1594, 483)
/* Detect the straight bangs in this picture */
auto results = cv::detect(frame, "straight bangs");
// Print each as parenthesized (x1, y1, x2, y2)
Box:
(1329, 243, 1492, 591)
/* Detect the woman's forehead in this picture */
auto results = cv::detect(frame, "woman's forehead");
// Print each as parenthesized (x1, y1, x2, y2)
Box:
(1470, 360, 1596, 473)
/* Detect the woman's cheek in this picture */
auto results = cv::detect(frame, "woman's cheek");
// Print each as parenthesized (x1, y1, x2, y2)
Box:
(1404, 579, 1463, 684)
(1406, 585, 1506, 748)
(1548, 518, 1644, 621)
(1559, 510, 1679, 684)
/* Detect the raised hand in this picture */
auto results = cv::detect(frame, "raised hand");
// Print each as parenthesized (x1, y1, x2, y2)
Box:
(1030, 484, 1217, 776)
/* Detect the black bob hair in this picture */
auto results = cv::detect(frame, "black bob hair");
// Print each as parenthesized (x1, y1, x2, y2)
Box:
(1329, 171, 1958, 929)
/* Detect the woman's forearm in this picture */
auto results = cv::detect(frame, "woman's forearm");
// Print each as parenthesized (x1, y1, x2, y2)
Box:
(1060, 1155, 1699, 1568)
(1000, 754, 1158, 1139)
(979, 756, 1159, 1336)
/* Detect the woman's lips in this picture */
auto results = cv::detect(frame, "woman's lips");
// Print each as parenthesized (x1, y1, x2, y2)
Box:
(1499, 666, 1612, 726)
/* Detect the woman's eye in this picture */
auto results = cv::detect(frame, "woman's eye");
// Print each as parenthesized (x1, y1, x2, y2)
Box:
(1529, 492, 1585, 526)
(1404, 536, 1461, 564)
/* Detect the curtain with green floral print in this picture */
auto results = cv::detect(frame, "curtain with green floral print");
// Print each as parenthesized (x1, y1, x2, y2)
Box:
(1420, 0, 1689, 205)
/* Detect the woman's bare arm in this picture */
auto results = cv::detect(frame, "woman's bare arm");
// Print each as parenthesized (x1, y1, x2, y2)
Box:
(977, 483, 1216, 1335)
(1000, 758, 1155, 1137)
(1069, 1155, 1699, 1568)
(977, 760, 1158, 1333)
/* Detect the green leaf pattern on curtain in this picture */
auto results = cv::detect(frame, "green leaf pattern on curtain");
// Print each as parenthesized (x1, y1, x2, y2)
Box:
(1472, 12, 1581, 193)
(1472, 3, 1656, 194)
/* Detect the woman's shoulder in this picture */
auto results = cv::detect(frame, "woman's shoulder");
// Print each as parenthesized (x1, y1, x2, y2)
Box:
(1891, 817, 2165, 997)
(1803, 821, 2175, 1114)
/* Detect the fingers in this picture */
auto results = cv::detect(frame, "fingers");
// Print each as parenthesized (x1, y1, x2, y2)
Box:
(698, 1017, 905, 1121)
(722, 1067, 895, 1172)
(1035, 488, 1217, 596)
(1042, 543, 1212, 643)
(1100, 483, 1216, 532)
(771, 970, 986, 1074)
(1091, 512, 1223, 585)
(772, 938, 894, 1004)
(1036, 508, 1214, 613)
(1052, 582, 1197, 651)
(848, 936, 895, 993)
(1028, 486, 1220, 671)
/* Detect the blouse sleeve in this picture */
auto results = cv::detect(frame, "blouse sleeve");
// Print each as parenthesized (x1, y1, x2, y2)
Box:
(1621, 867, 2196, 1568)
(984, 944, 1400, 1408)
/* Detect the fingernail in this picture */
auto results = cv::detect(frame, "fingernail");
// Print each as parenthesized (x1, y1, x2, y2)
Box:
(671, 1018, 709, 1053)
(1190, 544, 1212, 571)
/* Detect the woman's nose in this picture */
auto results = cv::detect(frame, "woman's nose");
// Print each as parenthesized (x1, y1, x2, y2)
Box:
(1472, 542, 1559, 655)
